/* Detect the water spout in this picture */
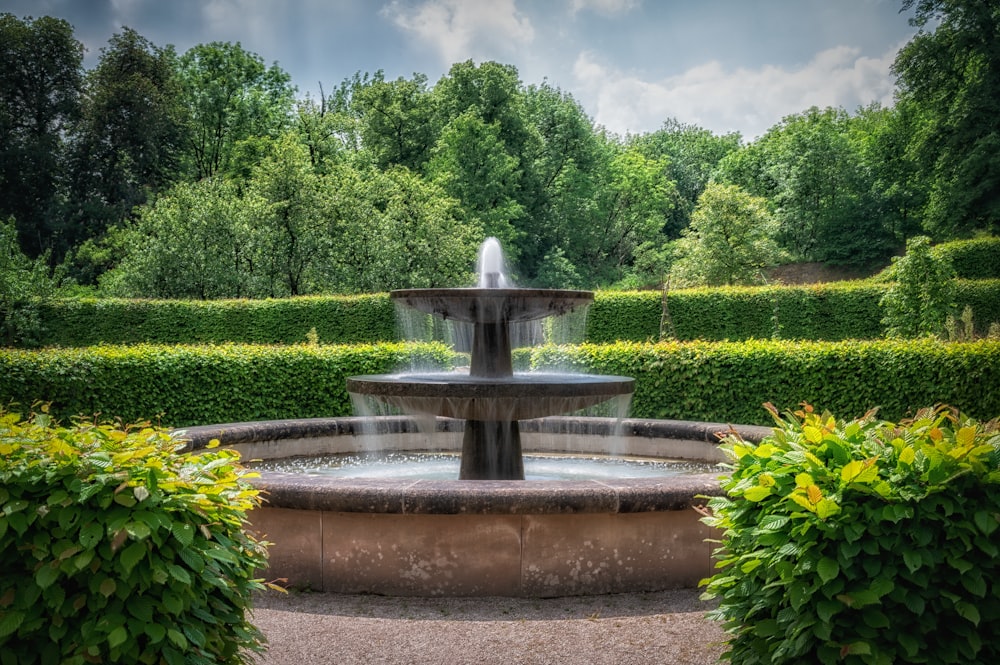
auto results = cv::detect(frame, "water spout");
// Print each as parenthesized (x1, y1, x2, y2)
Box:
(477, 237, 508, 288)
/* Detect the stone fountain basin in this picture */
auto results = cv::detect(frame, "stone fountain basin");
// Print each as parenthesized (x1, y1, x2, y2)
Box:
(346, 372, 635, 420)
(179, 416, 769, 597)
(391, 288, 593, 323)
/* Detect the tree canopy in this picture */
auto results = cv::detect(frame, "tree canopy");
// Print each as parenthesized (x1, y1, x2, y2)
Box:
(0, 5, 997, 299)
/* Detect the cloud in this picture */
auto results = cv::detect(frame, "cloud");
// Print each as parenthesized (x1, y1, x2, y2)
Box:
(572, 41, 905, 139)
(382, 0, 534, 65)
(569, 0, 640, 15)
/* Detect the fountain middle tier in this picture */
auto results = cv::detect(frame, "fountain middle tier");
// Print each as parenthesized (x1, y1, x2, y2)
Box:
(346, 372, 634, 421)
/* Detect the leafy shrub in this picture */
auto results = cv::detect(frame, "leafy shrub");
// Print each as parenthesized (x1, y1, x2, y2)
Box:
(530, 339, 1000, 425)
(701, 404, 1000, 664)
(0, 342, 454, 427)
(0, 408, 269, 664)
(881, 236, 956, 338)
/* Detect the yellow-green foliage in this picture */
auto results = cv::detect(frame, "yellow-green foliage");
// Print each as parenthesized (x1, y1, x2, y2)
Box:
(0, 343, 454, 427)
(35, 294, 397, 347)
(0, 409, 268, 663)
(702, 405, 1000, 663)
(530, 339, 1000, 425)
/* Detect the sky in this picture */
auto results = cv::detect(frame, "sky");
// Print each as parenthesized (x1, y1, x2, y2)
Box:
(3, 0, 922, 139)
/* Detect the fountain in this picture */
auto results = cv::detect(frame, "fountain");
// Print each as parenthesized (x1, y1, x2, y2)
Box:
(179, 239, 771, 596)
(346, 237, 634, 480)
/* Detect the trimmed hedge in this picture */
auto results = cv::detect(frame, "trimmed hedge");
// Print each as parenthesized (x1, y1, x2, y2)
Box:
(35, 294, 398, 347)
(20, 280, 1000, 348)
(530, 339, 1000, 426)
(702, 406, 1000, 663)
(933, 236, 1000, 280)
(2, 340, 996, 428)
(0, 410, 269, 663)
(0, 343, 454, 427)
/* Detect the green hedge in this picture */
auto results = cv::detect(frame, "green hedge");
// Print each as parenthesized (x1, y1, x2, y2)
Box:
(3, 340, 996, 429)
(702, 406, 1000, 663)
(933, 236, 1000, 279)
(0, 343, 454, 427)
(530, 339, 1000, 426)
(35, 294, 397, 347)
(0, 411, 268, 663)
(21, 280, 1000, 348)
(588, 281, 1000, 342)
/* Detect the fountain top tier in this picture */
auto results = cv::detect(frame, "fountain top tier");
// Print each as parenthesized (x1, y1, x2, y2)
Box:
(391, 287, 593, 324)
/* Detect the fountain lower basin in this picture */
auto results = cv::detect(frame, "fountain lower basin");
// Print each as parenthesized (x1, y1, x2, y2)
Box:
(180, 416, 769, 597)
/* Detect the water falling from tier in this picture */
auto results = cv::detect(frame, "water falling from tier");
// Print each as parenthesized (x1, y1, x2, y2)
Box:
(347, 238, 634, 480)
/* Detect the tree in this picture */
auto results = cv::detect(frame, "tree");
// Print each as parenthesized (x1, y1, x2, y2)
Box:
(631, 119, 742, 238)
(672, 183, 783, 286)
(100, 178, 264, 299)
(893, 0, 1000, 237)
(64, 28, 185, 258)
(718, 107, 892, 266)
(426, 110, 523, 256)
(0, 217, 59, 346)
(518, 82, 603, 282)
(571, 144, 674, 284)
(880, 235, 956, 338)
(353, 72, 437, 171)
(0, 14, 83, 258)
(176, 42, 296, 180)
(324, 165, 480, 293)
(246, 134, 328, 296)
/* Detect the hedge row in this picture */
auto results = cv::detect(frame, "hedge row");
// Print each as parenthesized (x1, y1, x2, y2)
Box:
(530, 339, 1000, 426)
(35, 294, 397, 347)
(588, 280, 1000, 342)
(933, 236, 1000, 280)
(2, 340, 996, 428)
(29, 280, 1000, 348)
(0, 343, 454, 427)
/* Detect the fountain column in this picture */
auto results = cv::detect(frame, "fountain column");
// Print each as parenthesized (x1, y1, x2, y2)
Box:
(462, 308, 522, 480)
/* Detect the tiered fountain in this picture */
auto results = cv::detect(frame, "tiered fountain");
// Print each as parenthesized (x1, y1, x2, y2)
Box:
(346, 238, 634, 480)
(182, 239, 770, 596)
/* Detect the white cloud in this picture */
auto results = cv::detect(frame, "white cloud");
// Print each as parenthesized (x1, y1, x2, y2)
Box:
(572, 41, 905, 139)
(382, 0, 535, 65)
(569, 0, 640, 15)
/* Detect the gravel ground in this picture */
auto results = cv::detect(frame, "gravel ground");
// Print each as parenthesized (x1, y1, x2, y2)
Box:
(250, 588, 728, 664)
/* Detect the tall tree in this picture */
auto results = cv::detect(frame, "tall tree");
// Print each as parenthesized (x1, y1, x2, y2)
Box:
(718, 107, 891, 265)
(0, 14, 83, 258)
(631, 119, 742, 238)
(519, 82, 603, 282)
(353, 72, 437, 171)
(893, 0, 1000, 237)
(426, 110, 524, 257)
(176, 41, 296, 180)
(65, 28, 185, 257)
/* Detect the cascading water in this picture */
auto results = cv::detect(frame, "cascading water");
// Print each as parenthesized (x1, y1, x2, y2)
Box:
(346, 237, 635, 480)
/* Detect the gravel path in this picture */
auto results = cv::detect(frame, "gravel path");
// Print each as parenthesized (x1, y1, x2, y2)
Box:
(251, 589, 728, 664)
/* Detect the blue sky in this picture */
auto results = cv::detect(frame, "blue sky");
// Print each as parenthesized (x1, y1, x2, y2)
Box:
(3, 0, 920, 139)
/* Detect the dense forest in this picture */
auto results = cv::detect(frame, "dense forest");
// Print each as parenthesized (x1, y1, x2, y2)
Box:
(1, 0, 997, 300)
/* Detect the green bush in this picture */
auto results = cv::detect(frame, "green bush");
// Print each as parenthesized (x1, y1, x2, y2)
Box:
(0, 342, 454, 427)
(0, 408, 269, 664)
(701, 405, 1000, 664)
(35, 294, 398, 347)
(530, 339, 1000, 425)
(933, 236, 1000, 280)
